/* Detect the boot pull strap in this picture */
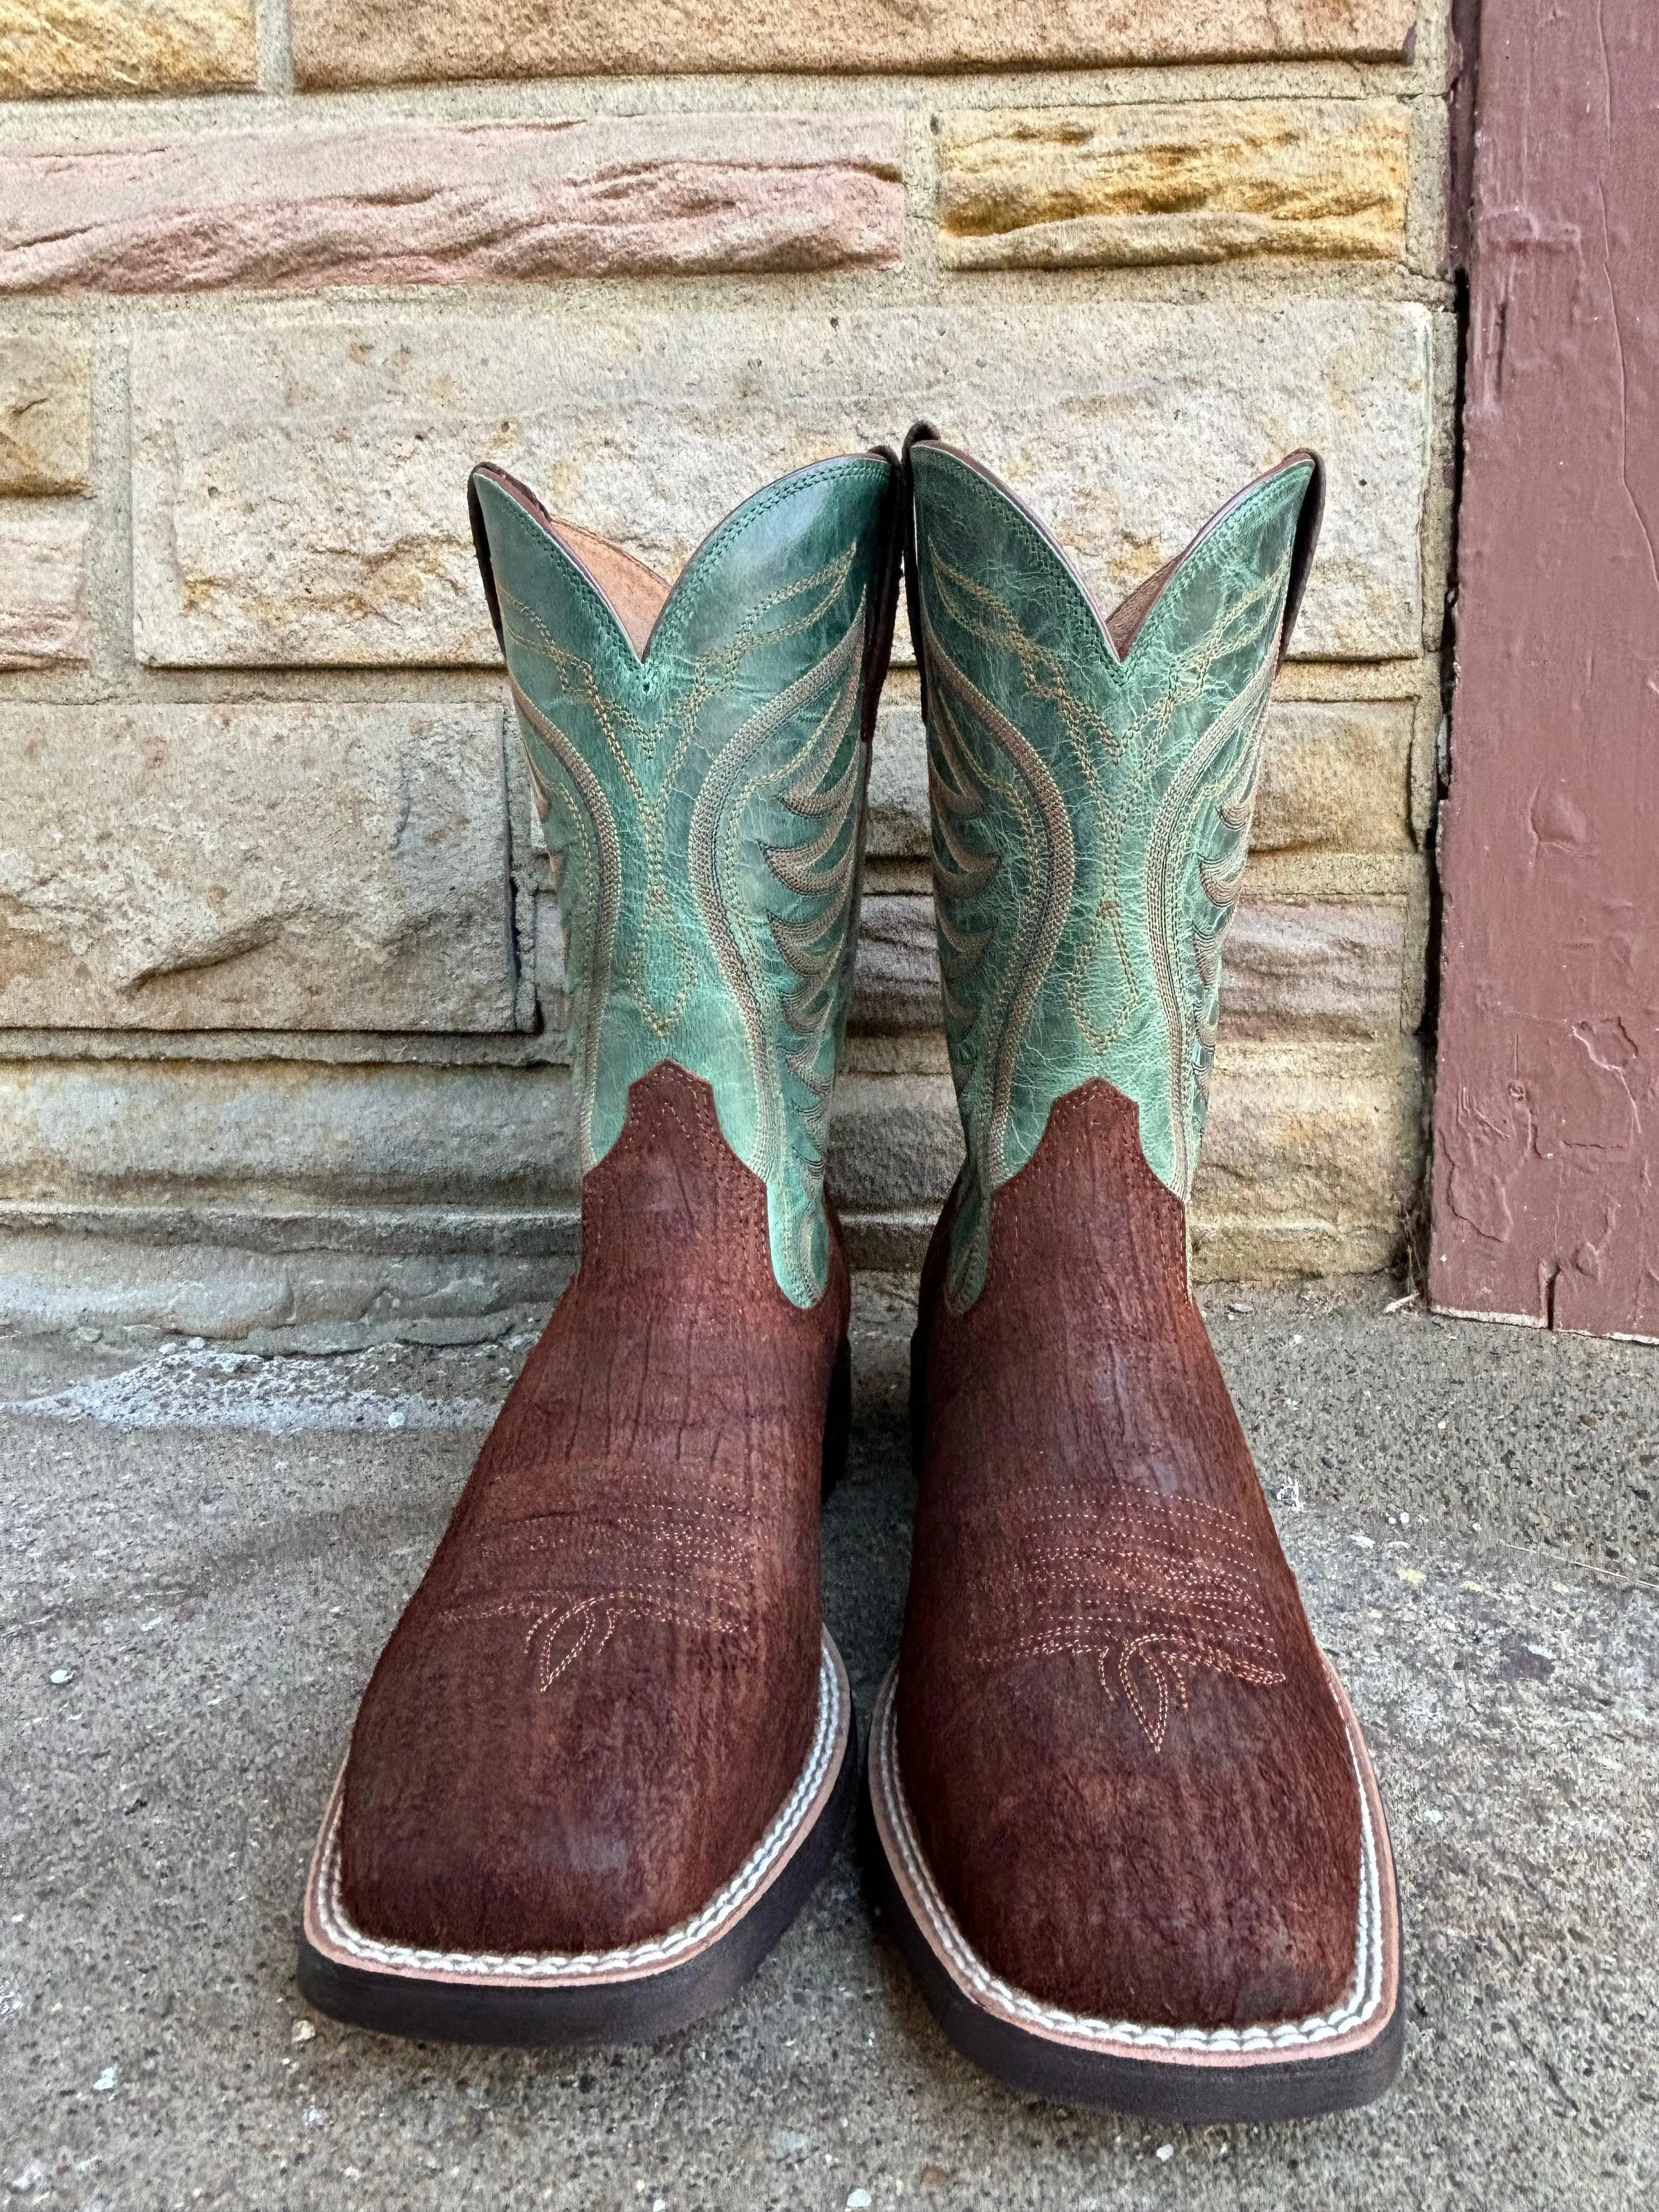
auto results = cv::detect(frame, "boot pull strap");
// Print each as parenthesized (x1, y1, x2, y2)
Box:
(1278, 450, 1325, 668)
(466, 464, 519, 658)
(862, 443, 907, 748)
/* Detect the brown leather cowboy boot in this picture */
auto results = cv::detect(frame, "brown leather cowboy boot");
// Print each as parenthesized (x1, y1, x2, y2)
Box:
(300, 447, 902, 2042)
(865, 429, 1403, 2121)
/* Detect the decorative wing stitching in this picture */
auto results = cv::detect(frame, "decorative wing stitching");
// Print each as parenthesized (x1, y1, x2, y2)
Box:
(688, 596, 868, 1302)
(922, 617, 1076, 1310)
(1143, 630, 1278, 1197)
(506, 674, 622, 1174)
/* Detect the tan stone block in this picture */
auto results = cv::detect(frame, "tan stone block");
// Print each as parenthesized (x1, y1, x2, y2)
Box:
(0, 2, 255, 99)
(939, 100, 1409, 270)
(131, 301, 1430, 669)
(1193, 1038, 1421, 1260)
(290, 2, 1418, 89)
(0, 337, 91, 492)
(0, 1055, 574, 1206)
(0, 703, 514, 1030)
(0, 505, 89, 667)
(1221, 898, 1406, 1039)
(826, 1043, 1418, 1277)
(1251, 699, 1414, 852)
(1189, 1212, 1398, 1279)
(0, 114, 903, 296)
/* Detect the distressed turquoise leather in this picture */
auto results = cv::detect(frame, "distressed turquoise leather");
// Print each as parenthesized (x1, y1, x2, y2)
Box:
(909, 442, 1317, 1312)
(471, 455, 899, 1309)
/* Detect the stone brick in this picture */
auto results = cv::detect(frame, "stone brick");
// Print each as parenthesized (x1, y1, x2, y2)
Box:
(290, 2, 1418, 89)
(0, 1226, 572, 1345)
(938, 100, 1409, 270)
(825, 1072, 963, 1216)
(0, 704, 514, 1030)
(0, 115, 904, 296)
(1193, 1039, 1421, 1274)
(1250, 701, 1415, 853)
(849, 895, 939, 1034)
(1221, 899, 1406, 1039)
(867, 690, 929, 860)
(0, 1038, 1417, 1286)
(0, 337, 91, 493)
(0, 1056, 574, 1207)
(0, 2, 255, 99)
(0, 506, 89, 667)
(131, 301, 1430, 669)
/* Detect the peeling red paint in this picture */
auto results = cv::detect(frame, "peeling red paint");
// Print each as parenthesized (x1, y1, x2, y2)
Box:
(1432, 0, 1659, 1338)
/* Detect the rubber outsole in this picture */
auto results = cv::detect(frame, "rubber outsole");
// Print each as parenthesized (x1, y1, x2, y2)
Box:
(862, 1664, 1404, 2124)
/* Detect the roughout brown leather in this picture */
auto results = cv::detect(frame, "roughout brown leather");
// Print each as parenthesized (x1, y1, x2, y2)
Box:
(340, 1060, 847, 1954)
(899, 1078, 1361, 2029)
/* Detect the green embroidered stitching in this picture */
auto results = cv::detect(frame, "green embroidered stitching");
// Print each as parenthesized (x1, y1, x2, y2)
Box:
(910, 446, 1312, 1312)
(474, 456, 893, 1309)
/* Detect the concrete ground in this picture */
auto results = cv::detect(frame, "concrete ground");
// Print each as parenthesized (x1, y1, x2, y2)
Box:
(1, 1273, 1655, 2210)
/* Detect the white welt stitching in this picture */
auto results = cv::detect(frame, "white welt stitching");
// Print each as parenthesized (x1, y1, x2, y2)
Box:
(873, 1666, 1384, 2055)
(313, 1639, 841, 1984)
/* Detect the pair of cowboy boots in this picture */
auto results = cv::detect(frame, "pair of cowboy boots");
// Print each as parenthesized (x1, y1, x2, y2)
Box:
(298, 429, 1402, 2123)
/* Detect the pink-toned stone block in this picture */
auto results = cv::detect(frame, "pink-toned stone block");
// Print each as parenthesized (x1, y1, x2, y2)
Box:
(0, 506, 90, 667)
(0, 113, 905, 295)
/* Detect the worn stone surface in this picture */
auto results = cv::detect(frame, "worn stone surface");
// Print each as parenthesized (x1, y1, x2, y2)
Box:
(0, 1033, 1419, 1316)
(0, 114, 904, 295)
(866, 689, 929, 860)
(2, 1279, 1654, 2210)
(0, 1228, 573, 1344)
(1223, 897, 1407, 1039)
(0, 703, 514, 1031)
(290, 1, 1420, 87)
(1195, 1038, 1421, 1275)
(939, 99, 1409, 269)
(1252, 699, 1416, 852)
(849, 894, 941, 1035)
(826, 1071, 962, 1221)
(0, 1057, 577, 1209)
(130, 301, 1432, 669)
(869, 694, 1418, 862)
(0, 0, 256, 98)
(0, 505, 89, 667)
(0, 336, 91, 493)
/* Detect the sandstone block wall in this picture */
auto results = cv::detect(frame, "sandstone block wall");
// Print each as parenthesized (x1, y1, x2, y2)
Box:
(0, 2, 1453, 1343)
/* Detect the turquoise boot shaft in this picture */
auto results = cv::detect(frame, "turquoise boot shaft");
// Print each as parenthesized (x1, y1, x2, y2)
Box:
(470, 453, 904, 1308)
(904, 430, 1323, 1310)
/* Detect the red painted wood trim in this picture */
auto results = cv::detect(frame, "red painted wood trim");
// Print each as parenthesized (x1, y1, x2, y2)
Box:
(1431, 0, 1659, 1338)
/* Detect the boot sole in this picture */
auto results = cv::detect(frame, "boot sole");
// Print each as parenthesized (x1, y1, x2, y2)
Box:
(863, 1659, 1403, 2123)
(298, 1628, 855, 2047)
